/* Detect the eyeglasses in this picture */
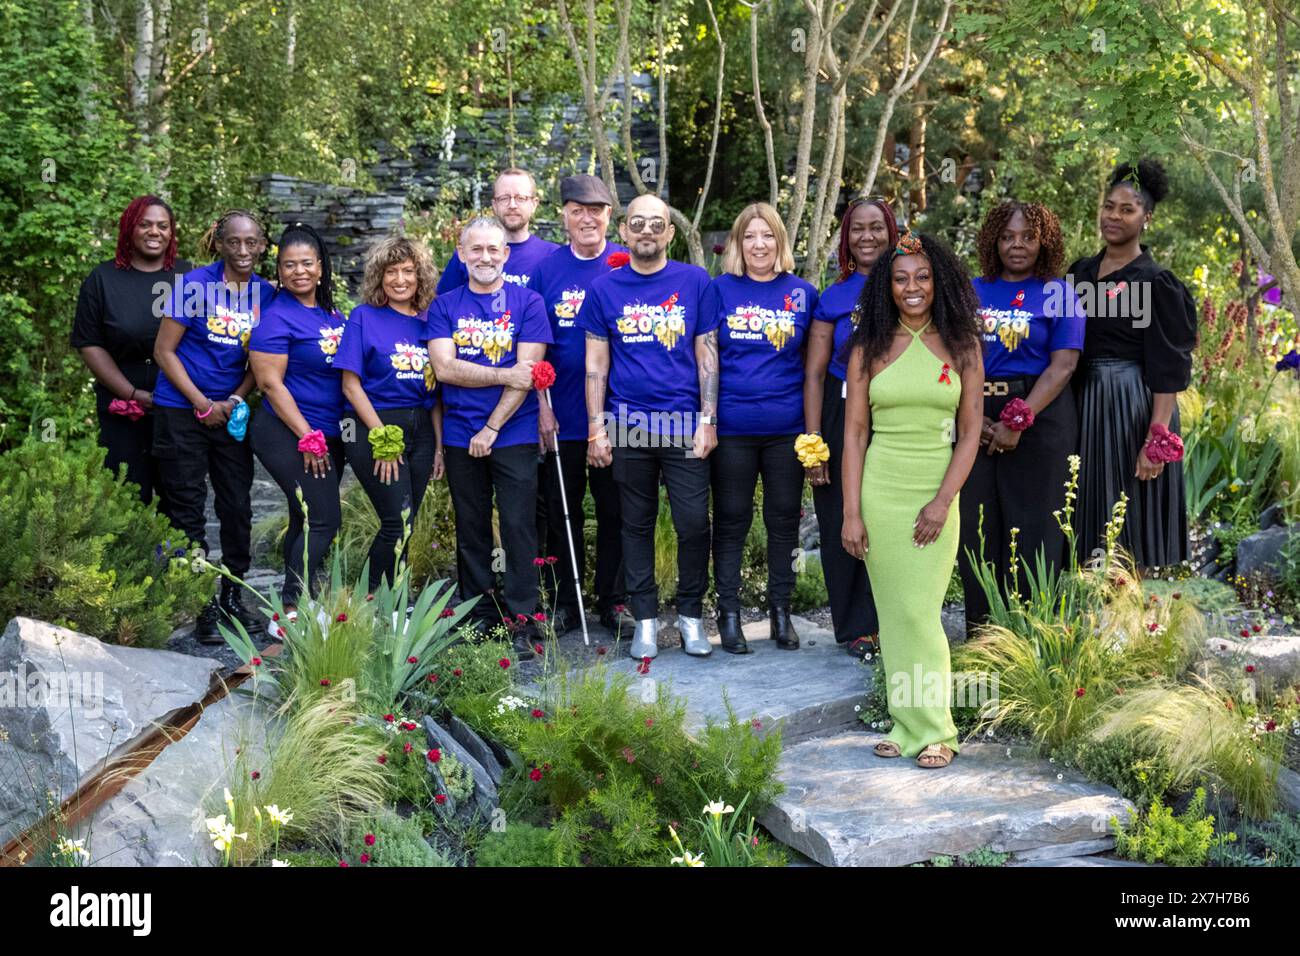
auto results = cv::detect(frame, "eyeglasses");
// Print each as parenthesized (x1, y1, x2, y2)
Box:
(493, 194, 536, 206)
(626, 216, 668, 235)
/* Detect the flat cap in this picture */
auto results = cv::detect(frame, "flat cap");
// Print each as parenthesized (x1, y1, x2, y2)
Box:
(560, 174, 614, 206)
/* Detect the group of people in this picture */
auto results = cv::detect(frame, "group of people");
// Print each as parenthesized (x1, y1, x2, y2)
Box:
(73, 159, 1198, 769)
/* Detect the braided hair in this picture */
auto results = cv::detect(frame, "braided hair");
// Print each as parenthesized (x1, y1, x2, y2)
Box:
(974, 200, 1065, 280)
(846, 232, 981, 376)
(1108, 159, 1169, 213)
(836, 197, 899, 282)
(114, 195, 178, 270)
(199, 208, 267, 260)
(274, 221, 338, 315)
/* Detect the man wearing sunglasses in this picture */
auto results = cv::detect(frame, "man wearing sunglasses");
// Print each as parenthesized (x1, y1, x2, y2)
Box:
(436, 168, 560, 292)
(582, 194, 721, 660)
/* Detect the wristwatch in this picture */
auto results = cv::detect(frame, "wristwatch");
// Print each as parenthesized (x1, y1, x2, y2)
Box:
(698, 414, 717, 426)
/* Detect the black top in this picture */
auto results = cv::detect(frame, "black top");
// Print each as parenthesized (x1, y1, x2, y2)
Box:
(1066, 247, 1197, 393)
(70, 258, 192, 401)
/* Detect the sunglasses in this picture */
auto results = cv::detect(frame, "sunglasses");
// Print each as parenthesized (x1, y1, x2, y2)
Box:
(626, 216, 668, 235)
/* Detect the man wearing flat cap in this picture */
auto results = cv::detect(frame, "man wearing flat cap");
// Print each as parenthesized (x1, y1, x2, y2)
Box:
(530, 174, 633, 635)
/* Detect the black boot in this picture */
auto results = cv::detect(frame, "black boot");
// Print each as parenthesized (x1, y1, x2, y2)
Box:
(221, 583, 265, 636)
(770, 605, 799, 650)
(717, 609, 749, 654)
(193, 596, 224, 645)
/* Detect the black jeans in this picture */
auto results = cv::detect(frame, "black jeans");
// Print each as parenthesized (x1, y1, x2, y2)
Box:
(251, 409, 344, 605)
(612, 432, 710, 620)
(711, 433, 804, 612)
(537, 440, 627, 618)
(811, 373, 879, 642)
(342, 407, 436, 592)
(98, 403, 166, 509)
(152, 405, 253, 583)
(444, 443, 539, 623)
(958, 378, 1078, 636)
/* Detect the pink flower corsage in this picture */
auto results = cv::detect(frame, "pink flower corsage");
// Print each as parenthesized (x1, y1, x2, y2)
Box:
(108, 399, 146, 421)
(999, 397, 1035, 432)
(1143, 423, 1184, 464)
(297, 429, 328, 457)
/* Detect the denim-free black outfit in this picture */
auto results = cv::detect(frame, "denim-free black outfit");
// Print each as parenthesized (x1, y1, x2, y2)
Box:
(251, 408, 344, 604)
(342, 407, 436, 592)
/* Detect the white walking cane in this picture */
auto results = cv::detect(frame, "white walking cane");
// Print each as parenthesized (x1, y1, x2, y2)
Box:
(542, 388, 590, 645)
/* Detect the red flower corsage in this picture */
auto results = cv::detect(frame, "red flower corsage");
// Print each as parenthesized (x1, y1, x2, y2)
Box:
(531, 360, 556, 390)
(297, 429, 328, 457)
(938, 363, 952, 385)
(999, 397, 1035, 431)
(1143, 423, 1184, 463)
(108, 398, 146, 421)
(606, 251, 630, 268)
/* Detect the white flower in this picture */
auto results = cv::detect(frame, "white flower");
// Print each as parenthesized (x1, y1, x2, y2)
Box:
(54, 837, 90, 864)
(205, 814, 247, 853)
(703, 800, 735, 818)
(264, 805, 293, 827)
(671, 850, 705, 867)
(270, 859, 291, 867)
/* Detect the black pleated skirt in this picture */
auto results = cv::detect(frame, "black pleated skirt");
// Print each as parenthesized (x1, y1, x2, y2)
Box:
(1076, 358, 1188, 568)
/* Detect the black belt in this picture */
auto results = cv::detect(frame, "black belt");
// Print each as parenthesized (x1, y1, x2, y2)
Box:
(982, 375, 1036, 397)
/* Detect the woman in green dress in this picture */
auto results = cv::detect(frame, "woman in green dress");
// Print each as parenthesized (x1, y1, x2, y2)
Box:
(840, 233, 984, 768)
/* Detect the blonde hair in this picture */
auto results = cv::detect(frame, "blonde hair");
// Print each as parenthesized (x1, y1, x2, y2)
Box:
(360, 236, 437, 312)
(720, 203, 794, 277)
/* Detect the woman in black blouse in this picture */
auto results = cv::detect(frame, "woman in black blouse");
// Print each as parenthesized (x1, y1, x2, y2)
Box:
(1068, 160, 1197, 568)
(71, 196, 190, 506)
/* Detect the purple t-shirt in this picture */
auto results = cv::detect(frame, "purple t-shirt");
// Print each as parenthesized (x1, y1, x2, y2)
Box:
(814, 271, 866, 382)
(530, 241, 630, 441)
(713, 272, 817, 436)
(152, 261, 275, 408)
(973, 277, 1086, 378)
(581, 259, 721, 438)
(435, 234, 560, 293)
(334, 303, 435, 410)
(427, 282, 553, 448)
(248, 293, 347, 436)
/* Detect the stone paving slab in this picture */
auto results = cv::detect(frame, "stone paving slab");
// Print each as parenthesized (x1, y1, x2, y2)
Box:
(759, 731, 1135, 867)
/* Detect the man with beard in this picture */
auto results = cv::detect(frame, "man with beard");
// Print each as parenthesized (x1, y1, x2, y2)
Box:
(437, 169, 560, 291)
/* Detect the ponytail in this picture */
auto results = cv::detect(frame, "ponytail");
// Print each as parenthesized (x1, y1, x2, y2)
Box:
(275, 221, 337, 316)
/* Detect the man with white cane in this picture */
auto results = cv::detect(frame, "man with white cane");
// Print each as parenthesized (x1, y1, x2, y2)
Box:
(531, 175, 634, 638)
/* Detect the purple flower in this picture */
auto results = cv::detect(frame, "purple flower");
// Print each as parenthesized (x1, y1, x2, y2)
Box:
(1275, 350, 1300, 371)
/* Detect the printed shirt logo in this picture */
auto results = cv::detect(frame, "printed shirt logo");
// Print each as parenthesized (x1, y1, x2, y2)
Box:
(553, 287, 586, 327)
(390, 341, 432, 390)
(318, 324, 344, 363)
(614, 293, 686, 351)
(451, 311, 516, 365)
(205, 305, 256, 349)
(725, 300, 798, 351)
(978, 289, 1031, 352)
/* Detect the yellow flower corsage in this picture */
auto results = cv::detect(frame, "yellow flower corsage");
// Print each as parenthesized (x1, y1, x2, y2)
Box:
(794, 433, 830, 468)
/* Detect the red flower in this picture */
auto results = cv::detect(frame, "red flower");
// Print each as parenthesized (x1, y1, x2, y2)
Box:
(427, 673, 439, 683)
(1172, 592, 1182, 600)
(359, 852, 370, 864)
(453, 668, 463, 677)
(1266, 719, 1278, 731)
(636, 656, 652, 675)
(276, 628, 285, 638)
(336, 613, 348, 623)
(645, 718, 654, 727)
(376, 754, 387, 765)
(427, 748, 442, 763)
(622, 747, 636, 763)
(532, 557, 546, 567)
(440, 608, 455, 618)
(320, 678, 331, 687)
(613, 604, 626, 614)
(408, 655, 419, 664)
(401, 721, 416, 731)
(606, 251, 630, 268)
(545, 556, 558, 565)
(529, 767, 543, 781)
(516, 613, 528, 622)
(1241, 629, 1250, 637)
(403, 741, 413, 754)
(272, 613, 280, 622)
(1246, 664, 1256, 673)
(499, 658, 511, 669)
(1147, 622, 1159, 633)
(251, 770, 260, 780)
(338, 860, 349, 867)
(751, 718, 762, 730)
(999, 397, 1034, 430)
(434, 794, 447, 805)
(384, 713, 395, 722)
(1144, 423, 1185, 464)
(534, 612, 547, 622)
(534, 643, 544, 655)
(543, 762, 551, 770)
(251, 657, 262, 666)
(531, 708, 544, 718)
(366, 594, 375, 602)
(1252, 624, 1262, 633)
(531, 361, 557, 390)
(654, 775, 663, 786)
(1075, 687, 1086, 698)
(365, 833, 376, 846)
(596, 646, 607, 656)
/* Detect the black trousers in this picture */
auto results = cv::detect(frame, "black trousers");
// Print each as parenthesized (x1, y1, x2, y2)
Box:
(152, 405, 254, 584)
(612, 433, 710, 620)
(711, 433, 804, 612)
(957, 378, 1078, 635)
(811, 373, 879, 642)
(251, 409, 344, 605)
(97, 403, 167, 510)
(342, 407, 436, 592)
(444, 443, 539, 623)
(537, 439, 627, 618)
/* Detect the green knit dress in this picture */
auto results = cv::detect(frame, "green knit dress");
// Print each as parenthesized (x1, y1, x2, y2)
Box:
(860, 320, 962, 757)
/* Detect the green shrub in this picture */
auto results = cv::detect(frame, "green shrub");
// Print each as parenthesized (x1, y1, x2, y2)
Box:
(0, 438, 212, 645)
(1112, 787, 1222, 867)
(1209, 811, 1300, 867)
(790, 554, 829, 613)
(474, 821, 563, 867)
(344, 809, 453, 867)
(1055, 733, 1179, 809)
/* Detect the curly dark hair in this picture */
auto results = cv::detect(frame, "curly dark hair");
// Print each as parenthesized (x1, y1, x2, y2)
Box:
(843, 233, 982, 377)
(1108, 158, 1170, 213)
(974, 200, 1065, 280)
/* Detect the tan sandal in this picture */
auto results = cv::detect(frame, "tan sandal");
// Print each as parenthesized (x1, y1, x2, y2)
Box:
(873, 741, 902, 758)
(916, 743, 954, 768)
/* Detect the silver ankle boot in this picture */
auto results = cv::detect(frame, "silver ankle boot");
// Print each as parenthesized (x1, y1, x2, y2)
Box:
(630, 618, 659, 659)
(678, 615, 712, 657)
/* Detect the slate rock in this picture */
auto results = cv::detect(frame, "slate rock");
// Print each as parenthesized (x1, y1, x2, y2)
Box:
(423, 716, 497, 818)
(448, 714, 505, 786)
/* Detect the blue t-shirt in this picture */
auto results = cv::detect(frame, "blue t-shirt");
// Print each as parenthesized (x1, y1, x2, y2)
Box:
(334, 303, 436, 411)
(973, 277, 1086, 378)
(153, 261, 275, 408)
(582, 259, 721, 438)
(530, 241, 630, 441)
(248, 293, 347, 437)
(814, 271, 866, 382)
(713, 272, 817, 436)
(427, 282, 553, 449)
(435, 234, 561, 293)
